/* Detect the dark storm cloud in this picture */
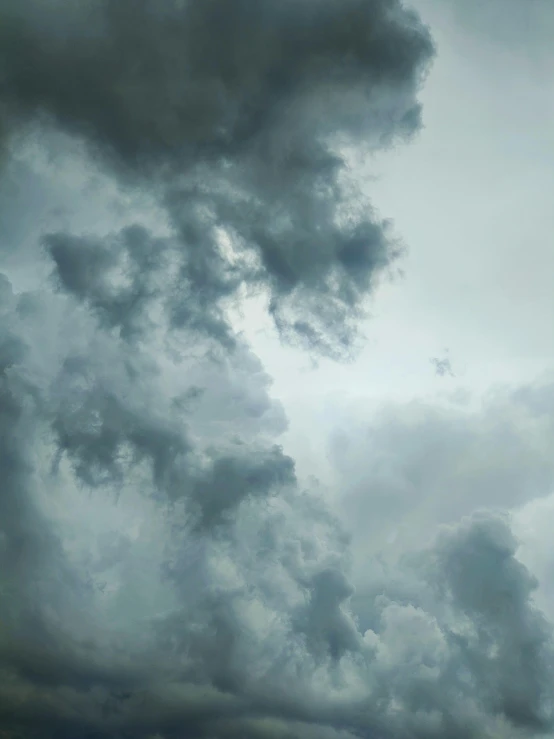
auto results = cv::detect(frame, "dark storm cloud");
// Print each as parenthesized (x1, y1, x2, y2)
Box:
(44, 221, 246, 347)
(45, 226, 166, 343)
(1, 0, 433, 355)
(190, 446, 295, 529)
(0, 0, 431, 166)
(43, 337, 296, 535)
(0, 269, 299, 738)
(430, 514, 553, 731)
(0, 276, 60, 616)
(4, 2, 552, 739)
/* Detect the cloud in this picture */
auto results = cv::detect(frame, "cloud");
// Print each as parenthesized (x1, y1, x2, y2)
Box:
(45, 226, 166, 343)
(1, 0, 433, 356)
(328, 383, 554, 557)
(3, 1, 554, 739)
(430, 353, 454, 377)
(0, 268, 301, 737)
(3, 265, 554, 736)
(431, 513, 552, 730)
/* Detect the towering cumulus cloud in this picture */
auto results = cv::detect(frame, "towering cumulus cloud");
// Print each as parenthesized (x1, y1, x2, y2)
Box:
(1, 2, 552, 739)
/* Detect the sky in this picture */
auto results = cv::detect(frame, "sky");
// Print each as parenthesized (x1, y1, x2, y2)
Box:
(0, 1, 554, 739)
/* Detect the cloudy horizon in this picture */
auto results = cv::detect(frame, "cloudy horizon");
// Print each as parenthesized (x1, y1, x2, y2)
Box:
(1, 1, 554, 738)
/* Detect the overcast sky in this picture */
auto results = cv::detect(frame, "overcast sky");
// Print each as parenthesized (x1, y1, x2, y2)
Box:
(1, 2, 554, 739)
(250, 0, 554, 578)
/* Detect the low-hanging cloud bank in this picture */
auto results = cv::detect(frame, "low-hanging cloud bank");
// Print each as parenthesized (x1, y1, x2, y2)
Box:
(1, 1, 553, 739)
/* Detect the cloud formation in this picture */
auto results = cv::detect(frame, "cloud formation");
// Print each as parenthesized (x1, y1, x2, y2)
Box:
(329, 384, 554, 556)
(2, 1, 554, 739)
(1, 0, 433, 355)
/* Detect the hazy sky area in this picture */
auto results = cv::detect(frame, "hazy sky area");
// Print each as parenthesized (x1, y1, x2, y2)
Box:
(1, 2, 554, 738)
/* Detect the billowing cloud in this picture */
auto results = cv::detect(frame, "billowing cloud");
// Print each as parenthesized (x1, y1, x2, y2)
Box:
(1, 0, 433, 355)
(2, 1, 553, 739)
(328, 383, 554, 557)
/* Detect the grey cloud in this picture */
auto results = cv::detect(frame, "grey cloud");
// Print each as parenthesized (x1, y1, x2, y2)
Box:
(0, 0, 431, 167)
(430, 354, 454, 377)
(293, 568, 361, 661)
(4, 2, 553, 739)
(0, 277, 58, 600)
(0, 268, 297, 723)
(44, 221, 245, 347)
(1, 0, 433, 355)
(47, 345, 296, 528)
(190, 447, 295, 529)
(46, 348, 295, 537)
(357, 513, 554, 737)
(5, 491, 553, 738)
(429, 513, 552, 731)
(5, 261, 554, 737)
(0, 283, 111, 734)
(329, 384, 554, 555)
(45, 226, 167, 343)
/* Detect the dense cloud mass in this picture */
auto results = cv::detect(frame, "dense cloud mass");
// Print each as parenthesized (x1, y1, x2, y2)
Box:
(0, 0, 433, 355)
(1, 1, 553, 738)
